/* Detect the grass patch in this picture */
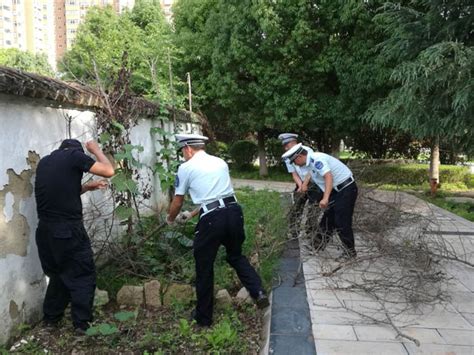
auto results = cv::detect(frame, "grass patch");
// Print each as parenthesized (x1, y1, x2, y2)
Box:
(230, 165, 292, 182)
(416, 192, 474, 222)
(350, 162, 473, 190)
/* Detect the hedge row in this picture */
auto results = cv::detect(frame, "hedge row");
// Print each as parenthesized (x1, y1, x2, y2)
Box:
(350, 162, 473, 187)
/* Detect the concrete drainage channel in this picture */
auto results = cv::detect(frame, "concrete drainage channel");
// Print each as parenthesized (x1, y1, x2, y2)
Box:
(260, 238, 316, 354)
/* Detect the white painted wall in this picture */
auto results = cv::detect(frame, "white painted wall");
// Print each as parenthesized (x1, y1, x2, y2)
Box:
(0, 94, 197, 345)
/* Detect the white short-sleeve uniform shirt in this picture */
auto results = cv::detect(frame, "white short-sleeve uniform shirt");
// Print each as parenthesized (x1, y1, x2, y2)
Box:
(284, 146, 313, 180)
(306, 152, 352, 192)
(174, 150, 234, 205)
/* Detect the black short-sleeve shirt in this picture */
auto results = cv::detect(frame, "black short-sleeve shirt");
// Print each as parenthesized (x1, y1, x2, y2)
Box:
(35, 148, 95, 222)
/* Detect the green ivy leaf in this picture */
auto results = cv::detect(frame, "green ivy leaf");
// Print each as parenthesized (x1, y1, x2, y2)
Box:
(114, 205, 134, 220)
(98, 323, 119, 335)
(99, 132, 111, 144)
(114, 311, 136, 322)
(112, 173, 139, 194)
(111, 120, 125, 132)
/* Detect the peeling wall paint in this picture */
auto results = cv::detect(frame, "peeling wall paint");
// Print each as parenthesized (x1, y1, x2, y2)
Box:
(0, 94, 95, 345)
(0, 93, 198, 345)
(0, 152, 39, 258)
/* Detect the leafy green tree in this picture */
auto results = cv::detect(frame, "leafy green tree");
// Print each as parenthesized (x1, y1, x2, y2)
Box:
(365, 0, 473, 184)
(60, 1, 180, 103)
(0, 48, 54, 76)
(174, 0, 409, 172)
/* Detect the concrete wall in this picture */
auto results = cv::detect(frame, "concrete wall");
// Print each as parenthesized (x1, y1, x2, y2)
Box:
(0, 93, 197, 345)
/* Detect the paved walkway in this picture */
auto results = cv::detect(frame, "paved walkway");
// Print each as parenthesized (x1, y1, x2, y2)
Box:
(233, 179, 474, 355)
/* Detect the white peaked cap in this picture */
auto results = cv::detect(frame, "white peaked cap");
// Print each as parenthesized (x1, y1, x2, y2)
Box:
(278, 133, 299, 145)
(175, 133, 209, 148)
(281, 143, 304, 162)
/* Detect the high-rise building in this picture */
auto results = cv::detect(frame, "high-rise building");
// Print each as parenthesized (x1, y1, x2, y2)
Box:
(0, 0, 135, 70)
(159, 0, 173, 22)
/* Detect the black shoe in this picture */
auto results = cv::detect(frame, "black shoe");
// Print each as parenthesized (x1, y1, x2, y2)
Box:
(255, 291, 270, 309)
(190, 309, 211, 328)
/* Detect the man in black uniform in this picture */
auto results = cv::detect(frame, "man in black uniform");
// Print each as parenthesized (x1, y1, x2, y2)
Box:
(35, 139, 114, 334)
(167, 134, 269, 327)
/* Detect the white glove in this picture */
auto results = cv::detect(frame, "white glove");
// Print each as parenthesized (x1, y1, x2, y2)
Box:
(166, 214, 175, 226)
(176, 210, 193, 224)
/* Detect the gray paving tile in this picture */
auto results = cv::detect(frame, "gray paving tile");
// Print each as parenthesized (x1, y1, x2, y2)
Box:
(437, 328, 474, 346)
(353, 325, 445, 344)
(404, 342, 473, 354)
(460, 312, 474, 326)
(315, 339, 408, 354)
(449, 291, 474, 313)
(272, 286, 308, 307)
(313, 324, 357, 340)
(269, 334, 315, 354)
(270, 307, 312, 335)
(273, 269, 305, 288)
(278, 257, 301, 272)
(395, 307, 473, 330)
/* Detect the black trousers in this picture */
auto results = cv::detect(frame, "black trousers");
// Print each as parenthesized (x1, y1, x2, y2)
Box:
(35, 220, 96, 330)
(193, 204, 264, 326)
(318, 183, 358, 253)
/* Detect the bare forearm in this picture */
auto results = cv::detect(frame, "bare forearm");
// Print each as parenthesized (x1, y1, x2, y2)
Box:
(323, 173, 333, 200)
(292, 172, 303, 187)
(168, 196, 184, 222)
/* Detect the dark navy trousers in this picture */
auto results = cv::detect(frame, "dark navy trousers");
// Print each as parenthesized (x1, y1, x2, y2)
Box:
(35, 221, 96, 330)
(193, 204, 263, 326)
(319, 183, 358, 253)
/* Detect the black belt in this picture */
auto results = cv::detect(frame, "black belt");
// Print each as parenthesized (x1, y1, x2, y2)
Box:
(334, 176, 355, 192)
(201, 196, 237, 214)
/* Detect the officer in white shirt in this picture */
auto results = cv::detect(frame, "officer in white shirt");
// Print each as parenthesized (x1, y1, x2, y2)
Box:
(282, 144, 358, 260)
(167, 134, 269, 327)
(278, 133, 323, 237)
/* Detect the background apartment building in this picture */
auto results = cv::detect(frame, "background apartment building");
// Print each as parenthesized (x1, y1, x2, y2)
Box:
(1, 0, 178, 70)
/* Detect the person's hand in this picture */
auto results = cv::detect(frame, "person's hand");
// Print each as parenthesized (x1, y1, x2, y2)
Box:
(296, 183, 303, 192)
(166, 214, 175, 226)
(319, 198, 329, 209)
(85, 140, 101, 154)
(301, 183, 308, 192)
(86, 179, 108, 191)
(176, 210, 193, 224)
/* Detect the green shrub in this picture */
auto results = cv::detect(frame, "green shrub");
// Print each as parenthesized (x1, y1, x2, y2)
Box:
(229, 140, 258, 168)
(350, 162, 471, 187)
(207, 140, 230, 161)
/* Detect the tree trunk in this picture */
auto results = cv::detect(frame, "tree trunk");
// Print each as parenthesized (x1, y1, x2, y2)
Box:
(257, 130, 268, 177)
(429, 136, 440, 196)
(331, 138, 341, 158)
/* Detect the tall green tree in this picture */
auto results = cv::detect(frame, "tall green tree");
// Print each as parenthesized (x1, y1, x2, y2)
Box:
(365, 0, 473, 183)
(174, 0, 408, 170)
(60, 1, 180, 103)
(0, 48, 54, 76)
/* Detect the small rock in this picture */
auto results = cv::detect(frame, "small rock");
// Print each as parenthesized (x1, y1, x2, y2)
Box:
(215, 289, 232, 306)
(20, 339, 28, 344)
(163, 283, 194, 305)
(235, 287, 252, 304)
(250, 253, 260, 267)
(144, 280, 162, 308)
(116, 285, 144, 306)
(94, 288, 109, 307)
